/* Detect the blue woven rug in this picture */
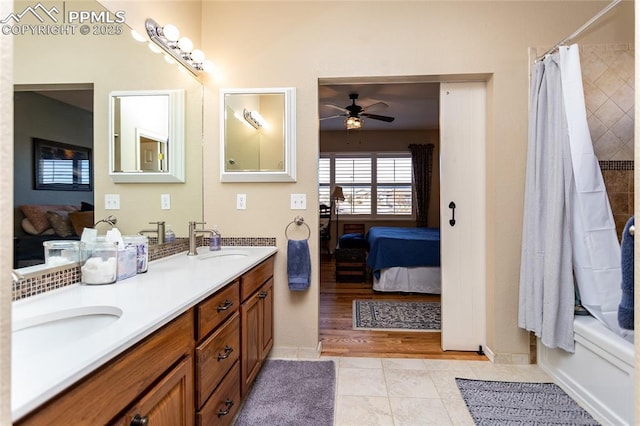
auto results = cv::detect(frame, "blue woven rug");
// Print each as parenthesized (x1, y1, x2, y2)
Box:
(353, 300, 441, 331)
(456, 378, 599, 425)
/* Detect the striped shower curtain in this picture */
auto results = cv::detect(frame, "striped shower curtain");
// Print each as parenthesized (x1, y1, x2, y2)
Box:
(519, 45, 621, 352)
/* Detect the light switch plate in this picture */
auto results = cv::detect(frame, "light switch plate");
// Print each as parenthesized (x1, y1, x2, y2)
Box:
(237, 193, 247, 210)
(291, 194, 306, 210)
(105, 194, 120, 210)
(160, 193, 171, 210)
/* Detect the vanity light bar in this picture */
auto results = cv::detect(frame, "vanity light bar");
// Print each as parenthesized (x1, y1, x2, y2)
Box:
(145, 18, 211, 77)
(243, 109, 266, 129)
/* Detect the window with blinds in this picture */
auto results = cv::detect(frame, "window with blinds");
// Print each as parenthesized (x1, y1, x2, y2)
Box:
(319, 153, 413, 218)
(34, 138, 92, 191)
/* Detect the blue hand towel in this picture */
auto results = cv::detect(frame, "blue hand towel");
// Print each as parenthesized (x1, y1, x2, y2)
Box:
(287, 239, 311, 291)
(618, 216, 634, 330)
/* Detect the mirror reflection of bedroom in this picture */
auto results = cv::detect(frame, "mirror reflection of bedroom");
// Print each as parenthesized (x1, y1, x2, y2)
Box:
(318, 78, 486, 359)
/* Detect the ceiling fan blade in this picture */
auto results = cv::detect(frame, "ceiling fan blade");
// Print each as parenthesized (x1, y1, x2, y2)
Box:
(362, 113, 395, 122)
(362, 101, 388, 113)
(323, 104, 349, 113)
(320, 114, 345, 121)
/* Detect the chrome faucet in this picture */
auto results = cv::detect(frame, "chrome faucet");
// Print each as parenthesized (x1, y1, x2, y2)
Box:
(94, 215, 118, 228)
(139, 221, 166, 245)
(188, 221, 213, 256)
(12, 269, 24, 284)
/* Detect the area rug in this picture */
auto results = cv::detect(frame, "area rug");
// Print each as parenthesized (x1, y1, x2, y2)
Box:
(455, 378, 599, 425)
(352, 300, 441, 331)
(235, 359, 336, 426)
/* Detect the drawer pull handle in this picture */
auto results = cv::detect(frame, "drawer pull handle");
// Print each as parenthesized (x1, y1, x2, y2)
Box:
(217, 345, 234, 361)
(130, 414, 149, 426)
(258, 291, 268, 299)
(217, 299, 233, 312)
(217, 399, 234, 417)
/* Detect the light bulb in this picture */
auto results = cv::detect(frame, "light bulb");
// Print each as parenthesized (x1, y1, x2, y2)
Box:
(191, 49, 205, 63)
(131, 29, 146, 42)
(148, 42, 162, 54)
(162, 24, 179, 42)
(177, 37, 193, 53)
(202, 59, 215, 73)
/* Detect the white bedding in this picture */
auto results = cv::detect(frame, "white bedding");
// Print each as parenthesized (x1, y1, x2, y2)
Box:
(373, 266, 441, 294)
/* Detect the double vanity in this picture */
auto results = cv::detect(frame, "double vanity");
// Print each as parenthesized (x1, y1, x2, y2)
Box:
(12, 245, 277, 425)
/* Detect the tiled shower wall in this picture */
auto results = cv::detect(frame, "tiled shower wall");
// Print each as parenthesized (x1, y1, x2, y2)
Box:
(580, 44, 634, 240)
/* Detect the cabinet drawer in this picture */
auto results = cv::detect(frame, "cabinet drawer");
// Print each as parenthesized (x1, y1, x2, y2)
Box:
(196, 361, 241, 426)
(240, 256, 274, 301)
(195, 312, 240, 409)
(196, 280, 239, 341)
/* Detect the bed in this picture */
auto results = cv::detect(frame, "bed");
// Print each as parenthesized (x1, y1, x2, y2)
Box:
(366, 226, 441, 294)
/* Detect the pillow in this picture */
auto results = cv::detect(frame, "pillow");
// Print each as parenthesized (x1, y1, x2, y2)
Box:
(20, 204, 79, 234)
(46, 211, 75, 237)
(68, 211, 94, 236)
(21, 218, 55, 235)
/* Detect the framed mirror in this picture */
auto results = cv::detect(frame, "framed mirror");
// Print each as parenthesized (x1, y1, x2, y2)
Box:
(109, 89, 185, 183)
(220, 87, 296, 182)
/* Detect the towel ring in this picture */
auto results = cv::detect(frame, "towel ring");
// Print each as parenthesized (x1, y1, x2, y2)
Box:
(285, 216, 311, 240)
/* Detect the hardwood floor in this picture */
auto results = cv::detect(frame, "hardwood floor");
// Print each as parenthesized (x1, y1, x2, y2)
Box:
(319, 257, 487, 360)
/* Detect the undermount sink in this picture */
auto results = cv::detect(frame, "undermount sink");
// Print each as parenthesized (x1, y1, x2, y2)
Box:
(198, 248, 249, 261)
(13, 306, 123, 353)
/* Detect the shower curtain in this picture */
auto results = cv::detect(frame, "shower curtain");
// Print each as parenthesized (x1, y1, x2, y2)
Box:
(519, 45, 621, 352)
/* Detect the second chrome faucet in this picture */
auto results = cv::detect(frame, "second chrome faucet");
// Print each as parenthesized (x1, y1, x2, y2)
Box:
(188, 221, 213, 256)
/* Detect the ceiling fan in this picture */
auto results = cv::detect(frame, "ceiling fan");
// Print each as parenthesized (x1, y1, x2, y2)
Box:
(321, 93, 395, 130)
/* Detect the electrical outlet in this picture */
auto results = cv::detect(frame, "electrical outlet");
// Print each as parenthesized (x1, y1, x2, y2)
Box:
(290, 194, 307, 210)
(160, 193, 171, 210)
(105, 194, 120, 210)
(237, 193, 247, 210)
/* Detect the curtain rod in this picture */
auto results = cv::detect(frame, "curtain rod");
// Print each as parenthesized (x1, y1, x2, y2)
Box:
(535, 0, 623, 62)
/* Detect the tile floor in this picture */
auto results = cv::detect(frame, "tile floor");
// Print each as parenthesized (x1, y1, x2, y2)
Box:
(269, 349, 553, 425)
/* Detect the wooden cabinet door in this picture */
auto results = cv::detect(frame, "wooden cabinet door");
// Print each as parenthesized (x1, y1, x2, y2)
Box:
(119, 356, 194, 426)
(259, 278, 274, 359)
(241, 291, 262, 397)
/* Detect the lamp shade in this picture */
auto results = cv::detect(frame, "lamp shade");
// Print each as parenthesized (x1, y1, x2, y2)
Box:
(332, 186, 345, 201)
(345, 116, 362, 130)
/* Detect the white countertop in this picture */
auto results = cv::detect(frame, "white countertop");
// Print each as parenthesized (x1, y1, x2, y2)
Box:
(11, 246, 277, 421)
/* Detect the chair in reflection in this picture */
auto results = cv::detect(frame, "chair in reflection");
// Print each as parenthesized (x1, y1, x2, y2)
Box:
(319, 203, 332, 259)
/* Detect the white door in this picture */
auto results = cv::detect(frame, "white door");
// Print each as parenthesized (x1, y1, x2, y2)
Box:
(439, 82, 487, 352)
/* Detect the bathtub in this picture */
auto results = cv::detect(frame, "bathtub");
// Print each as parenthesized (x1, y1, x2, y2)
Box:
(538, 315, 634, 425)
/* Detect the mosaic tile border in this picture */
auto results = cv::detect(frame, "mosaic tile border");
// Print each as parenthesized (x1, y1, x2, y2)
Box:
(599, 160, 634, 171)
(13, 263, 81, 301)
(13, 236, 277, 301)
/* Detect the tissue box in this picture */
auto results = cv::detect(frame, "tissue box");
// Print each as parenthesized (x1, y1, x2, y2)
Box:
(117, 246, 137, 281)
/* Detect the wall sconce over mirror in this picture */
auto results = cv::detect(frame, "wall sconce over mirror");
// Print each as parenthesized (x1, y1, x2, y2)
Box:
(220, 87, 296, 182)
(109, 89, 185, 183)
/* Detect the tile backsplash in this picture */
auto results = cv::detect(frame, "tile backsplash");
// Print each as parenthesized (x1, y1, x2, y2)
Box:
(581, 44, 634, 161)
(12, 237, 276, 301)
(600, 160, 634, 241)
(533, 43, 634, 161)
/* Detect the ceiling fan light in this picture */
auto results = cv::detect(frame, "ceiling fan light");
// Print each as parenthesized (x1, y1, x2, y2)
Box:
(345, 116, 362, 130)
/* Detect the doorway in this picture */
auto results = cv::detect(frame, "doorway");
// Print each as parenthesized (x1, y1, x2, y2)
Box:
(318, 76, 487, 357)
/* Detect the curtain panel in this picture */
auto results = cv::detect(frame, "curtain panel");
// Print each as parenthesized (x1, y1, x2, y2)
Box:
(409, 144, 434, 227)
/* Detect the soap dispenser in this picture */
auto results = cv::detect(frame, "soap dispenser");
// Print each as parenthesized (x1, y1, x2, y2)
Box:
(165, 225, 176, 243)
(209, 226, 221, 251)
